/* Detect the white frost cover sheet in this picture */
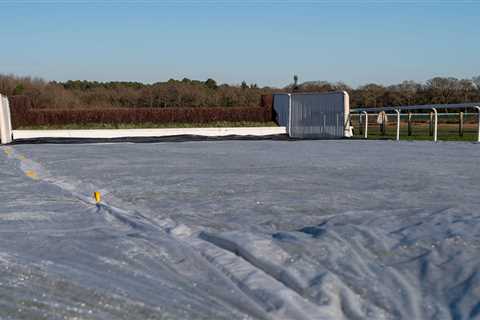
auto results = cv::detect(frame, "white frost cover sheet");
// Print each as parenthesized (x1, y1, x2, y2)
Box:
(0, 140, 479, 320)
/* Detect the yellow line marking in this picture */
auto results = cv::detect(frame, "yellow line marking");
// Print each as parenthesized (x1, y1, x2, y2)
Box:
(17, 155, 26, 161)
(25, 170, 39, 180)
(3, 147, 12, 156)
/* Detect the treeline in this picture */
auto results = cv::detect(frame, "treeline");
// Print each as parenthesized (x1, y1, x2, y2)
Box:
(288, 77, 480, 107)
(1, 74, 480, 109)
(0, 75, 269, 109)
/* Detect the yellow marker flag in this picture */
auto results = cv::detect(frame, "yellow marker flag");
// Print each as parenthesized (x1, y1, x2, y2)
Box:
(25, 170, 38, 180)
(93, 192, 101, 204)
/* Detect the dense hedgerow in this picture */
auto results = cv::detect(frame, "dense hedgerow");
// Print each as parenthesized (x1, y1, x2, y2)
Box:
(10, 104, 273, 128)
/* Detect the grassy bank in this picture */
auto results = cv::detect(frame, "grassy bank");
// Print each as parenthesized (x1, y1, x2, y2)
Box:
(16, 121, 279, 130)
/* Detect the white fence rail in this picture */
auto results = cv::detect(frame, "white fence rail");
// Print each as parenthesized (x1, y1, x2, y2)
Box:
(350, 103, 480, 142)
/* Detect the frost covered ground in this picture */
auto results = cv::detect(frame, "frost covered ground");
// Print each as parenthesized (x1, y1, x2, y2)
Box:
(0, 140, 479, 320)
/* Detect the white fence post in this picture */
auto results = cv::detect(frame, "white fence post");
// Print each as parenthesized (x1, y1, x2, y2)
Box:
(475, 106, 480, 143)
(0, 95, 13, 144)
(362, 111, 368, 139)
(343, 91, 351, 138)
(432, 108, 438, 142)
(395, 109, 401, 141)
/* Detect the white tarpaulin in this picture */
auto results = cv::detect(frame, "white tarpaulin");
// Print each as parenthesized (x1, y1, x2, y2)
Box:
(1, 140, 479, 319)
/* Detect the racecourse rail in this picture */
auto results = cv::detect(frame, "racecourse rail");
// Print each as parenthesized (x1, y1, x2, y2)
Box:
(350, 103, 480, 142)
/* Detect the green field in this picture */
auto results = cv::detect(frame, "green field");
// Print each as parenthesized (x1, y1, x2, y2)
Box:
(352, 123, 479, 141)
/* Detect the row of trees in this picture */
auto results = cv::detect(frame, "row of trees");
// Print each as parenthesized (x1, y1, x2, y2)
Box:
(288, 77, 480, 108)
(0, 75, 269, 109)
(1, 74, 480, 110)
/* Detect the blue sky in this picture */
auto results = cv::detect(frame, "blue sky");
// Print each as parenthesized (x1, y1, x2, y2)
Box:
(0, 0, 479, 87)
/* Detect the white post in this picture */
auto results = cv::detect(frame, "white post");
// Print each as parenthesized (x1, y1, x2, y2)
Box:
(362, 111, 368, 139)
(395, 109, 401, 141)
(0, 95, 4, 144)
(432, 108, 438, 142)
(342, 91, 351, 138)
(0, 95, 13, 144)
(475, 106, 480, 143)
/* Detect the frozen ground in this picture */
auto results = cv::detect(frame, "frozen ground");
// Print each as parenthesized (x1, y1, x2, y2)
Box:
(0, 140, 479, 320)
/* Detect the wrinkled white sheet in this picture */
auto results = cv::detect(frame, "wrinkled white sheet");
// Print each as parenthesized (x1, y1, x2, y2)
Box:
(1, 140, 479, 320)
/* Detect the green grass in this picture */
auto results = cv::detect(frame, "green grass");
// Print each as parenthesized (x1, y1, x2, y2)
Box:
(17, 121, 278, 130)
(352, 125, 478, 141)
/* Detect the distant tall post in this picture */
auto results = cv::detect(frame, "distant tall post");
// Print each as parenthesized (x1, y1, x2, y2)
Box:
(293, 75, 299, 92)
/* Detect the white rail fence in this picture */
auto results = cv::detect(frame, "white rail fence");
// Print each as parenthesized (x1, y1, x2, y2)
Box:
(350, 103, 480, 142)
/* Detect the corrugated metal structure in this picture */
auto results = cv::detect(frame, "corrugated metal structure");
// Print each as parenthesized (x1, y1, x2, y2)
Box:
(272, 94, 290, 127)
(0, 94, 12, 144)
(273, 92, 351, 139)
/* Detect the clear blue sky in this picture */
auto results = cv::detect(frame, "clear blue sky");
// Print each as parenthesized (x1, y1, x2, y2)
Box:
(0, 1, 479, 87)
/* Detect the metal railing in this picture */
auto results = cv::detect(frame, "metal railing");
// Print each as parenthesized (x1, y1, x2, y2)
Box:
(349, 103, 480, 142)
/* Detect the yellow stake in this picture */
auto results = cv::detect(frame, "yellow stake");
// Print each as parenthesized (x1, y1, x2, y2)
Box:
(93, 192, 101, 204)
(25, 170, 38, 180)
